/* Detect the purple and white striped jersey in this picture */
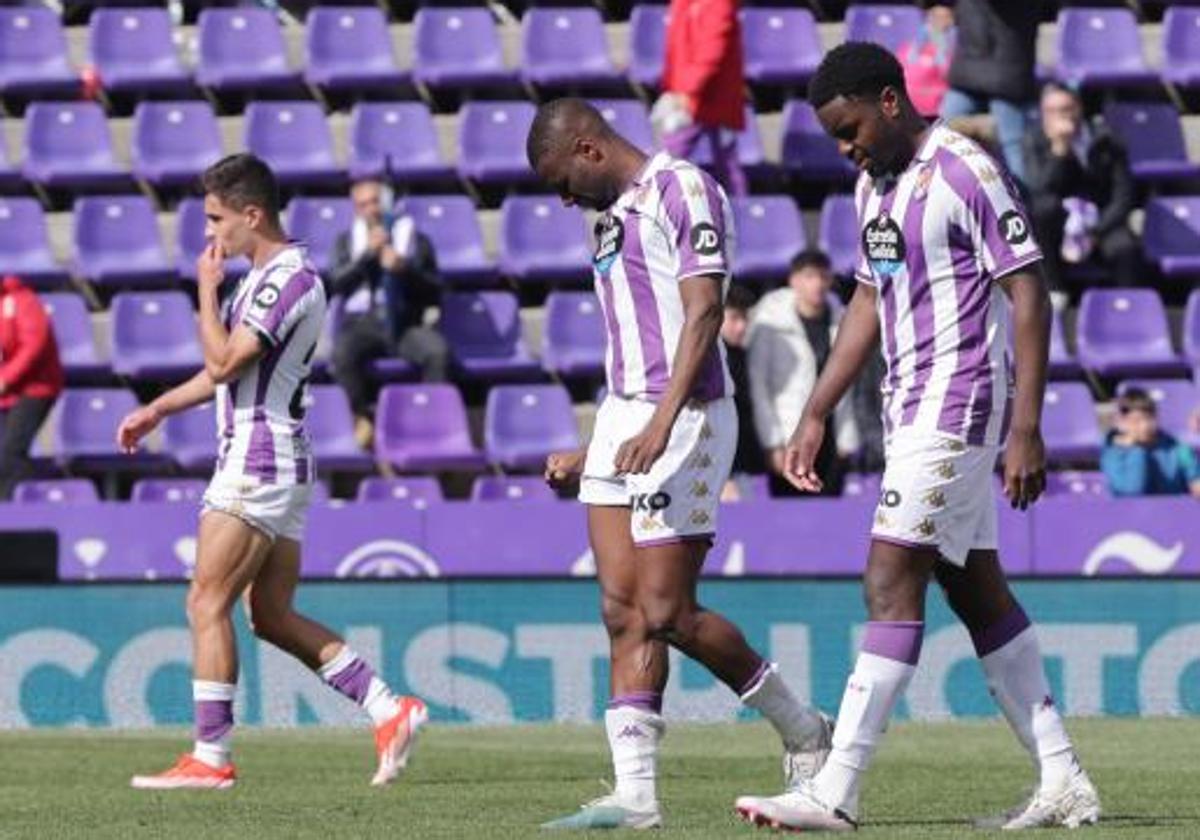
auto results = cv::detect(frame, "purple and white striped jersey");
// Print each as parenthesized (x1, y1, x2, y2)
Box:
(854, 123, 1042, 446)
(592, 152, 736, 403)
(214, 244, 326, 485)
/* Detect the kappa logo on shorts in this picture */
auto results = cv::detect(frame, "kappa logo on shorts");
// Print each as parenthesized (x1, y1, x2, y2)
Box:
(933, 460, 956, 480)
(688, 452, 713, 470)
(698, 423, 714, 440)
(880, 489, 902, 508)
(939, 438, 967, 452)
(639, 516, 665, 533)
(690, 481, 710, 499)
(632, 491, 672, 512)
(913, 517, 937, 538)
(921, 489, 947, 509)
(998, 210, 1030, 246)
(874, 510, 890, 527)
(689, 509, 711, 526)
(689, 222, 722, 256)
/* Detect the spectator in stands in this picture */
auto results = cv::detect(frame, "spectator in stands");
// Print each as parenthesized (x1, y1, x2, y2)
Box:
(897, 1, 956, 119)
(1023, 82, 1139, 300)
(0, 275, 64, 500)
(654, 0, 747, 196)
(720, 283, 765, 500)
(1102, 388, 1200, 497)
(328, 180, 447, 449)
(748, 250, 858, 497)
(940, 0, 1040, 182)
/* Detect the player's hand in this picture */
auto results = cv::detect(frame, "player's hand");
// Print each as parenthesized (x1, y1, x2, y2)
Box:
(545, 448, 587, 490)
(197, 241, 225, 291)
(614, 419, 671, 476)
(116, 404, 163, 454)
(1003, 426, 1046, 510)
(367, 226, 389, 254)
(379, 246, 404, 273)
(782, 414, 826, 493)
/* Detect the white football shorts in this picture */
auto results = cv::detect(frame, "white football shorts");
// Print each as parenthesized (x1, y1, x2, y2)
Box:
(201, 471, 313, 542)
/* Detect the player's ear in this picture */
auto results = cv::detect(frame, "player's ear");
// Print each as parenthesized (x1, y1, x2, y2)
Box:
(880, 86, 902, 119)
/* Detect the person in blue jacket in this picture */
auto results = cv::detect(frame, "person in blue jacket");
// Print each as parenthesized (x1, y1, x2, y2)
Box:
(1101, 387, 1200, 497)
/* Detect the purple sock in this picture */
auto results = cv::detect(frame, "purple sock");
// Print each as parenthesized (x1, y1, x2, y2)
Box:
(736, 658, 771, 696)
(971, 604, 1032, 658)
(195, 699, 233, 744)
(608, 691, 663, 714)
(862, 620, 924, 665)
(324, 657, 375, 704)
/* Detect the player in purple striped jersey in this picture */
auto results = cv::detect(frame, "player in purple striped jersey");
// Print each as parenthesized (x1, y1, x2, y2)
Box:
(527, 99, 833, 831)
(116, 155, 426, 790)
(734, 44, 1100, 832)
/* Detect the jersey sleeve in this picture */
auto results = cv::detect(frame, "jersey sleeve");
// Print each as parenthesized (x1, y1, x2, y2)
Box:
(656, 165, 732, 281)
(241, 267, 322, 347)
(962, 157, 1043, 281)
(853, 174, 874, 286)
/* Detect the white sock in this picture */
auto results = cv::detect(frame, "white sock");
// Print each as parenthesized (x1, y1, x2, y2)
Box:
(980, 626, 1076, 793)
(318, 645, 397, 726)
(740, 662, 824, 750)
(193, 679, 235, 768)
(605, 705, 665, 810)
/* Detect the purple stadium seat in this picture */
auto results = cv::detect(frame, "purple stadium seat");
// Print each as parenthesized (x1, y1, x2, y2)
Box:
(305, 7, 406, 95)
(1042, 382, 1102, 464)
(1117, 379, 1200, 448)
(162, 400, 216, 472)
(484, 383, 579, 470)
(731, 195, 806, 285)
(73, 196, 173, 289)
(521, 8, 621, 89)
(781, 100, 856, 183)
(593, 99, 654, 154)
(441, 291, 542, 381)
(686, 105, 768, 175)
(628, 4, 667, 89)
(131, 478, 207, 503)
(374, 383, 486, 471)
(89, 8, 191, 96)
(196, 8, 300, 94)
(400, 195, 496, 286)
(542, 290, 606, 378)
(498, 196, 591, 285)
(1056, 8, 1157, 89)
(22, 103, 130, 192)
(844, 4, 922, 53)
(284, 198, 354, 275)
(175, 197, 250, 283)
(818, 194, 857, 278)
(1043, 470, 1108, 498)
(56, 387, 168, 470)
(1163, 7, 1200, 88)
(12, 479, 99, 504)
(348, 102, 454, 184)
(1076, 289, 1187, 378)
(110, 291, 202, 381)
(39, 293, 107, 381)
(0, 198, 68, 287)
(1102, 102, 1200, 182)
(356, 476, 444, 507)
(470, 474, 558, 502)
(1185, 289, 1200, 366)
(842, 472, 883, 501)
(306, 384, 373, 471)
(1142, 196, 1200, 279)
(456, 101, 539, 188)
(412, 7, 514, 91)
(244, 102, 344, 189)
(0, 8, 80, 99)
(132, 102, 223, 189)
(742, 8, 822, 88)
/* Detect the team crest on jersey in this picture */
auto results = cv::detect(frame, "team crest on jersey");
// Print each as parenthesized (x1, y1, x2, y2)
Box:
(252, 283, 280, 309)
(593, 214, 624, 274)
(863, 210, 906, 276)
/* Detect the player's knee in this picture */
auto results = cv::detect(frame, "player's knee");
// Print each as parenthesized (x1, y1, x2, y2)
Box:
(186, 584, 229, 630)
(247, 605, 290, 644)
(642, 602, 696, 647)
(600, 592, 639, 640)
(863, 583, 922, 622)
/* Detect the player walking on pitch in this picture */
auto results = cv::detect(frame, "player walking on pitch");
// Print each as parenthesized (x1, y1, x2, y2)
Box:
(527, 99, 833, 830)
(117, 154, 426, 790)
(734, 44, 1101, 832)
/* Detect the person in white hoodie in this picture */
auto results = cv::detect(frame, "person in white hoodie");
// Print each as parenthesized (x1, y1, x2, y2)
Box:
(748, 250, 859, 496)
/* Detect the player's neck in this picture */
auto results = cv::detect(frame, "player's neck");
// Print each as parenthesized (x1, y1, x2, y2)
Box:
(248, 232, 290, 269)
(612, 141, 649, 195)
(893, 116, 934, 174)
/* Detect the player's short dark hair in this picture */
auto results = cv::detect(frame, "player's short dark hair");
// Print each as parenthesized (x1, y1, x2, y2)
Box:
(725, 283, 757, 313)
(1117, 388, 1157, 417)
(808, 41, 908, 110)
(1040, 80, 1080, 101)
(789, 248, 833, 275)
(526, 97, 611, 169)
(201, 153, 281, 217)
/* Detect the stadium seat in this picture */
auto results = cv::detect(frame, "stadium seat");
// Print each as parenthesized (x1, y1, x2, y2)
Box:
(400, 194, 497, 286)
(627, 4, 667, 89)
(355, 475, 444, 506)
(374, 383, 486, 471)
(89, 8, 191, 96)
(542, 290, 606, 378)
(0, 197, 68, 287)
(162, 401, 216, 472)
(781, 100, 856, 183)
(1041, 382, 1102, 464)
(132, 102, 223, 190)
(40, 292, 107, 381)
(306, 384, 374, 471)
(72, 196, 173, 289)
(470, 474, 558, 502)
(412, 7, 514, 92)
(347, 102, 454, 184)
(244, 101, 344, 189)
(22, 102, 130, 192)
(1185, 288, 1200, 366)
(12, 478, 100, 504)
(110, 291, 202, 381)
(1048, 305, 1083, 380)
(0, 7, 80, 99)
(498, 196, 591, 285)
(441, 291, 542, 382)
(484, 383, 579, 470)
(1043, 470, 1108, 498)
(456, 101, 539, 188)
(175, 197, 250, 283)
(1141, 196, 1200, 279)
(56, 387, 168, 470)
(521, 8, 621, 90)
(844, 4, 923, 53)
(284, 198, 354, 275)
(842, 472, 883, 500)
(196, 8, 301, 95)
(1076, 289, 1187, 379)
(305, 6, 406, 95)
(593, 99, 654, 154)
(742, 8, 822, 89)
(730, 195, 806, 285)
(1117, 379, 1200, 448)
(131, 478, 207, 503)
(1102, 102, 1200, 182)
(818, 194, 857, 278)
(1162, 7, 1200, 88)
(1056, 8, 1158, 89)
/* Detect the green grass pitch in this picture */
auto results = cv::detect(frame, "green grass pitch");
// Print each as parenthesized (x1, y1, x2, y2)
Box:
(1, 719, 1197, 839)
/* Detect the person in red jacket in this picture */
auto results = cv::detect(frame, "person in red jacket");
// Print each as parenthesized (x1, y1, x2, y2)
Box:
(0, 274, 64, 499)
(655, 0, 748, 196)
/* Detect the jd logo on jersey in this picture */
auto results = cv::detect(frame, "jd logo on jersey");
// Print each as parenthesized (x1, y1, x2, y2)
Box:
(998, 210, 1029, 246)
(863, 212, 906, 276)
(690, 222, 721, 256)
(632, 492, 672, 512)
(253, 283, 280, 309)
(593, 215, 624, 274)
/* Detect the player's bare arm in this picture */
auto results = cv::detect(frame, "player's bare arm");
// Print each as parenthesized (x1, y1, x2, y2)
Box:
(784, 283, 880, 492)
(998, 266, 1051, 511)
(116, 369, 216, 453)
(196, 242, 266, 385)
(614, 273, 724, 475)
